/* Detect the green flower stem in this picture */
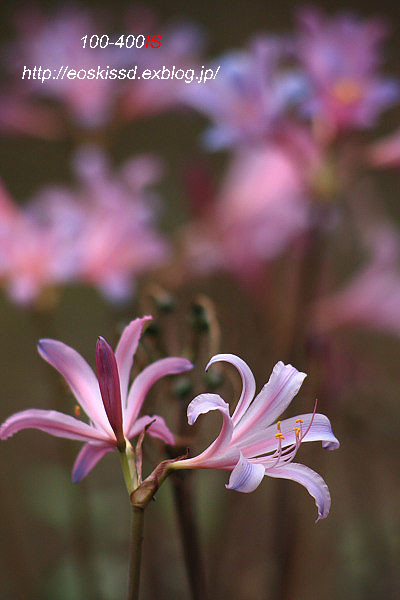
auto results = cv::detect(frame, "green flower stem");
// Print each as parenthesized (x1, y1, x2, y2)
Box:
(119, 440, 138, 495)
(128, 505, 145, 600)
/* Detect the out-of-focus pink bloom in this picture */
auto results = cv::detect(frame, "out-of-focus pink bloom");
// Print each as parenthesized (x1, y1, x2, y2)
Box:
(314, 224, 400, 335)
(0, 316, 193, 482)
(185, 144, 309, 282)
(0, 147, 168, 305)
(172, 354, 338, 520)
(0, 181, 76, 306)
(296, 8, 399, 134)
(369, 128, 400, 168)
(0, 214, 76, 306)
(31, 146, 169, 302)
(182, 36, 306, 149)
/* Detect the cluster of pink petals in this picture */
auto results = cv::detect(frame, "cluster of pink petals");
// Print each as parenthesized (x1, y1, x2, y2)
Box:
(175, 354, 339, 521)
(184, 144, 310, 282)
(0, 147, 168, 306)
(314, 224, 400, 336)
(0, 317, 192, 482)
(296, 8, 399, 134)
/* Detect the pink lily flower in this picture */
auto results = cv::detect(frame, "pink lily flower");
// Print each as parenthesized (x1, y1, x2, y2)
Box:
(172, 354, 339, 521)
(0, 317, 193, 482)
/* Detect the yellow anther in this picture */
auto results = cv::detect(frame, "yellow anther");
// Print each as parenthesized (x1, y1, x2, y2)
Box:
(277, 421, 281, 431)
(74, 405, 81, 417)
(295, 419, 304, 424)
(275, 432, 285, 440)
(293, 426, 301, 436)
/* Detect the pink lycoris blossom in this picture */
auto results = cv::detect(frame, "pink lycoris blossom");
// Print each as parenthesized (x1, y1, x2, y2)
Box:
(184, 144, 309, 282)
(173, 354, 339, 521)
(182, 35, 305, 149)
(296, 8, 399, 134)
(314, 223, 400, 336)
(0, 316, 192, 482)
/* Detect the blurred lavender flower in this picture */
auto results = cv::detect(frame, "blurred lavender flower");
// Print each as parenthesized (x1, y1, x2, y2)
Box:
(296, 7, 399, 134)
(172, 354, 339, 521)
(314, 223, 400, 335)
(182, 35, 306, 149)
(0, 316, 192, 482)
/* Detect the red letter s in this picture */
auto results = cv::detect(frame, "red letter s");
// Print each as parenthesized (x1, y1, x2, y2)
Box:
(151, 34, 161, 48)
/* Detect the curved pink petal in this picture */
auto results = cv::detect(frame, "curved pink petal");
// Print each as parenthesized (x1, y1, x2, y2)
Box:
(234, 362, 306, 438)
(265, 462, 331, 521)
(72, 442, 114, 483)
(0, 409, 112, 443)
(226, 453, 265, 493)
(240, 413, 339, 457)
(38, 339, 112, 436)
(179, 393, 236, 468)
(128, 414, 175, 445)
(124, 357, 193, 434)
(206, 354, 256, 425)
(115, 316, 152, 403)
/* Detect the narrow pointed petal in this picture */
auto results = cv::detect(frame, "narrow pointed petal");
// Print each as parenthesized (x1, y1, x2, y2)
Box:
(266, 462, 331, 521)
(72, 442, 114, 483)
(124, 357, 193, 434)
(226, 453, 265, 493)
(182, 393, 236, 468)
(234, 362, 306, 438)
(206, 354, 256, 425)
(240, 413, 340, 457)
(38, 339, 112, 435)
(0, 409, 112, 443)
(128, 414, 175, 445)
(96, 337, 123, 444)
(115, 316, 152, 403)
